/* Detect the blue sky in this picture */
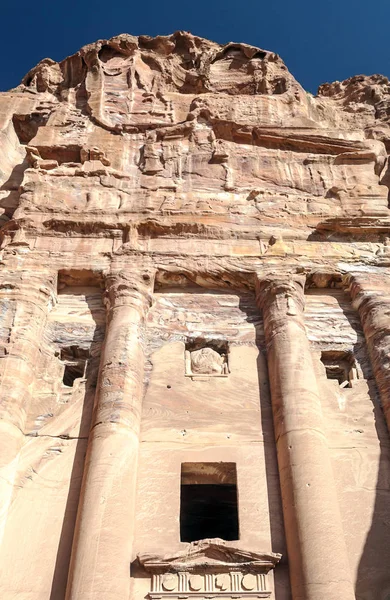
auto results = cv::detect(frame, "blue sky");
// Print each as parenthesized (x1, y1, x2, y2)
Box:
(2, 0, 390, 94)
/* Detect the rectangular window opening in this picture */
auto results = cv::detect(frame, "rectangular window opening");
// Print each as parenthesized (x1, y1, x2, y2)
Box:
(180, 462, 239, 543)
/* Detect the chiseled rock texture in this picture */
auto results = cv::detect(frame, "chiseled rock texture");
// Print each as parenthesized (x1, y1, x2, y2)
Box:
(0, 31, 390, 600)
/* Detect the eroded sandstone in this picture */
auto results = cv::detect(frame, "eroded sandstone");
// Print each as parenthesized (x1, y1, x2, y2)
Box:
(0, 31, 390, 600)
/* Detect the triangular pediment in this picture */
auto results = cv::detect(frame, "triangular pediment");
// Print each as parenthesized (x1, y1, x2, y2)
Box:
(138, 538, 281, 572)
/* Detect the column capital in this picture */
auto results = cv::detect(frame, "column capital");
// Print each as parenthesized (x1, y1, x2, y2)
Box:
(345, 272, 390, 314)
(104, 268, 156, 311)
(255, 273, 306, 314)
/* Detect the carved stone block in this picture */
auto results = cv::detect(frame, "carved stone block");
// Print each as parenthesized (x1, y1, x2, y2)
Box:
(185, 348, 229, 378)
(139, 539, 281, 599)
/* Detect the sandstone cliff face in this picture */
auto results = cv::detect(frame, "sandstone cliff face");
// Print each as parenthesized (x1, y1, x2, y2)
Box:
(3, 29, 390, 245)
(0, 32, 390, 600)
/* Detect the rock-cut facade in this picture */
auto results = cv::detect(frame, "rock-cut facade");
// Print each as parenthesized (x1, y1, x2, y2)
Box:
(0, 31, 390, 600)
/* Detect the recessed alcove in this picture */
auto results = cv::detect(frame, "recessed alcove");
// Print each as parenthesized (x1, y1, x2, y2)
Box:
(60, 346, 88, 387)
(184, 339, 229, 377)
(320, 350, 358, 388)
(134, 284, 283, 598)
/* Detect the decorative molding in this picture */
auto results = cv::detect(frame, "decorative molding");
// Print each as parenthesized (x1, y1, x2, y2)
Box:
(138, 539, 281, 599)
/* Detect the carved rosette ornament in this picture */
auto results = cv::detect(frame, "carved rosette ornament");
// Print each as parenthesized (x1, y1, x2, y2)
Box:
(138, 539, 281, 599)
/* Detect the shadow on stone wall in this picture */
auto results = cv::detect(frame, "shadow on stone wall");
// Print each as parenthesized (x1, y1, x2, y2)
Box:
(256, 349, 291, 600)
(334, 294, 390, 600)
(355, 384, 390, 600)
(49, 292, 104, 600)
(239, 294, 291, 600)
(0, 157, 29, 226)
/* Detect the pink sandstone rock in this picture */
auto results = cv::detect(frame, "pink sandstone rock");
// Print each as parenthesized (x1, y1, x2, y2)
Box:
(0, 31, 390, 600)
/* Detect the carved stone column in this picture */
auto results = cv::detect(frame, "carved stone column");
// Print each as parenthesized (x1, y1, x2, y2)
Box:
(65, 268, 155, 600)
(347, 273, 390, 432)
(256, 275, 355, 600)
(0, 273, 56, 544)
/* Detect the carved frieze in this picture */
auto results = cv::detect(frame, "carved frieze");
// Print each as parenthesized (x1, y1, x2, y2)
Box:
(138, 539, 281, 599)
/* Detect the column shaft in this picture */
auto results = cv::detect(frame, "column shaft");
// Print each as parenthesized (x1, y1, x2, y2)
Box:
(348, 274, 390, 432)
(65, 269, 154, 600)
(256, 276, 355, 600)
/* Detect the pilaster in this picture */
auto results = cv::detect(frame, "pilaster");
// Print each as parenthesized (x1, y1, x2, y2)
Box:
(0, 272, 56, 547)
(347, 273, 390, 432)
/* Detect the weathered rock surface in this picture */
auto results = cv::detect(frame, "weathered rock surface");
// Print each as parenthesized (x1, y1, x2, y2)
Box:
(0, 31, 390, 600)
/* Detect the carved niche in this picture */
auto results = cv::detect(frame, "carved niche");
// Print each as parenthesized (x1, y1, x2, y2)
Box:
(138, 539, 281, 599)
(185, 347, 229, 378)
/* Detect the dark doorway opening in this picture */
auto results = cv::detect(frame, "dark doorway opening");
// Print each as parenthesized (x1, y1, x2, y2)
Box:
(180, 462, 239, 543)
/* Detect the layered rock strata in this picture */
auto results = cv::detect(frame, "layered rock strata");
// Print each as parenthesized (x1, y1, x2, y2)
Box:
(0, 31, 390, 600)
